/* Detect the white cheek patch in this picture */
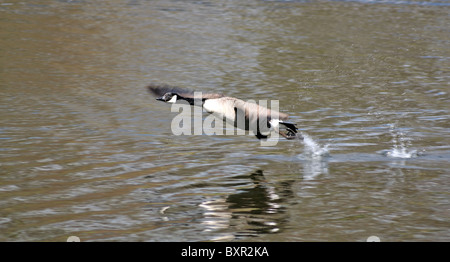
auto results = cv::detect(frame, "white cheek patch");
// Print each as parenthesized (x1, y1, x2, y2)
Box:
(168, 95, 177, 103)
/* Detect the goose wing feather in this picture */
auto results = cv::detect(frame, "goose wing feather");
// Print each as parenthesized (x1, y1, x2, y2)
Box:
(147, 83, 223, 99)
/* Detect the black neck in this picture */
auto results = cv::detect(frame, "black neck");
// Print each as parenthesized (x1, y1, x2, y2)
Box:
(177, 96, 206, 106)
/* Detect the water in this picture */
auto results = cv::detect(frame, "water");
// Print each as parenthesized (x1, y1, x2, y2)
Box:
(1, 0, 449, 241)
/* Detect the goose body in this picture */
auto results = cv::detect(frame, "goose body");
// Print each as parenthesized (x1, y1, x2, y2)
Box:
(203, 97, 237, 124)
(148, 83, 298, 140)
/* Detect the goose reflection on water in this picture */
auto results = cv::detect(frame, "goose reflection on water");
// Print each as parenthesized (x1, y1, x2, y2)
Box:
(199, 170, 296, 240)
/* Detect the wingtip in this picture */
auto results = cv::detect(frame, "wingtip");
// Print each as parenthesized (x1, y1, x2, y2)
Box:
(146, 83, 167, 96)
(145, 83, 197, 98)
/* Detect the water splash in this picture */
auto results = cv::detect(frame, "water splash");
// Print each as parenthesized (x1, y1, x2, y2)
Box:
(299, 132, 330, 158)
(296, 132, 330, 180)
(385, 124, 417, 159)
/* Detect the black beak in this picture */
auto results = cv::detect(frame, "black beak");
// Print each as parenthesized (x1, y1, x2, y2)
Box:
(156, 97, 164, 101)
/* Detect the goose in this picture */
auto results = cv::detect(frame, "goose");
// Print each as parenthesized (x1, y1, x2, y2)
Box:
(147, 83, 299, 140)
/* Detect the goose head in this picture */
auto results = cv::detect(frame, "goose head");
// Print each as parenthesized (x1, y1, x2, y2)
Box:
(156, 92, 178, 103)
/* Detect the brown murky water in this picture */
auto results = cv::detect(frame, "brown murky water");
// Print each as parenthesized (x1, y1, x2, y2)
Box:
(0, 0, 449, 241)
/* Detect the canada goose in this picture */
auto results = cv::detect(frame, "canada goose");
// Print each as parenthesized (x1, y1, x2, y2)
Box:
(148, 83, 299, 140)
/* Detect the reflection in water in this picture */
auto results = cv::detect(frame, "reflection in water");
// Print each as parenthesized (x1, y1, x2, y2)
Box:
(199, 170, 294, 240)
(301, 157, 329, 181)
(199, 198, 231, 232)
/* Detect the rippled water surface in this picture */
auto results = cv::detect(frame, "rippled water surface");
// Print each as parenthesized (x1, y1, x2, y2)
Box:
(1, 0, 449, 241)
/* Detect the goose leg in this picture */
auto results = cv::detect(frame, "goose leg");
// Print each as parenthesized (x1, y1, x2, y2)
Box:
(279, 131, 296, 140)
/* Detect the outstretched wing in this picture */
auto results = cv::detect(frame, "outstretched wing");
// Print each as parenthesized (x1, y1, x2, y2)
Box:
(147, 83, 223, 99)
(147, 83, 194, 97)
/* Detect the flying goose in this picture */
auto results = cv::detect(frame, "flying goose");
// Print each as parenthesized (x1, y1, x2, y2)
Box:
(148, 83, 299, 140)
